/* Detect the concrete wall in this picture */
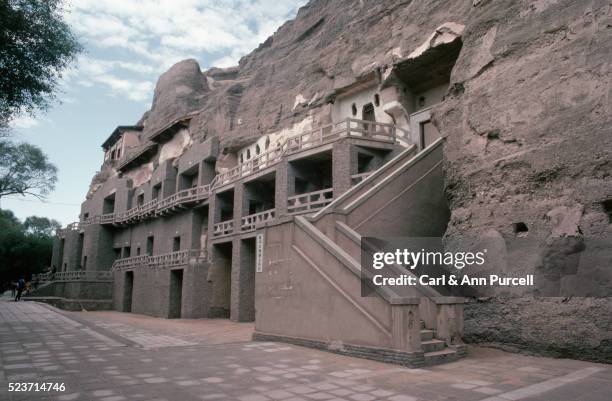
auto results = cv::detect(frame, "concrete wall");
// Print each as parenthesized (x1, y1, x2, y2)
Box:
(112, 261, 209, 318)
(332, 85, 393, 125)
(255, 219, 421, 355)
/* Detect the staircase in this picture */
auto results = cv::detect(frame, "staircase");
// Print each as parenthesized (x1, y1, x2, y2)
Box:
(420, 321, 466, 366)
(255, 138, 466, 367)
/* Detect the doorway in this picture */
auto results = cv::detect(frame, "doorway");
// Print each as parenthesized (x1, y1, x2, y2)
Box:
(362, 103, 376, 133)
(169, 269, 183, 319)
(123, 271, 133, 312)
(410, 108, 440, 150)
(239, 238, 257, 322)
(210, 242, 232, 318)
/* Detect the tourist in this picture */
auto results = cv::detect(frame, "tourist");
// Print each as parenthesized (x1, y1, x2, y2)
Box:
(14, 278, 25, 302)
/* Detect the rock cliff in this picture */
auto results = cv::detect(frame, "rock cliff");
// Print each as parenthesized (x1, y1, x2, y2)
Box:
(106, 0, 611, 362)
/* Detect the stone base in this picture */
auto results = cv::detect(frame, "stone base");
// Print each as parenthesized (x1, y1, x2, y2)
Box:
(253, 331, 425, 368)
(23, 297, 113, 311)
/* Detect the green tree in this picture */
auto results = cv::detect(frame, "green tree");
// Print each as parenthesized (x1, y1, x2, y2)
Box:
(24, 216, 61, 236)
(0, 209, 55, 289)
(0, 140, 57, 199)
(0, 0, 82, 126)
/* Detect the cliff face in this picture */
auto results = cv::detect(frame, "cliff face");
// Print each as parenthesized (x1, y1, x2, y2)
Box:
(435, 0, 612, 362)
(99, 0, 610, 361)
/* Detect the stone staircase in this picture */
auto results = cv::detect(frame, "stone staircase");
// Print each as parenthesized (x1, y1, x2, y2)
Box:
(255, 138, 466, 368)
(419, 321, 466, 367)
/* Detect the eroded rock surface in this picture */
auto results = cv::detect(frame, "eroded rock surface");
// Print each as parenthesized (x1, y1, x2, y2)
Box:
(89, 0, 611, 362)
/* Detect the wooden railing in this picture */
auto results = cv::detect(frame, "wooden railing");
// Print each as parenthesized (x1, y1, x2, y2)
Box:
(213, 220, 234, 237)
(241, 209, 276, 231)
(287, 188, 334, 214)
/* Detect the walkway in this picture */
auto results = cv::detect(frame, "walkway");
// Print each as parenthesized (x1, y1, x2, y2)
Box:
(0, 299, 610, 401)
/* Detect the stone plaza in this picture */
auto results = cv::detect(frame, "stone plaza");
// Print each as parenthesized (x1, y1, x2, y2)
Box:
(1, 299, 610, 401)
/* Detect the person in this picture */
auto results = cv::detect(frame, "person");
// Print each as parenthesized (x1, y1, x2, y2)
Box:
(25, 280, 31, 295)
(10, 281, 16, 298)
(14, 278, 25, 302)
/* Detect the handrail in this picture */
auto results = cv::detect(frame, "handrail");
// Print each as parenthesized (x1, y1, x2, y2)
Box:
(111, 249, 206, 271)
(350, 172, 373, 185)
(288, 188, 334, 214)
(213, 220, 234, 237)
(72, 118, 396, 229)
(52, 271, 113, 281)
(241, 209, 276, 230)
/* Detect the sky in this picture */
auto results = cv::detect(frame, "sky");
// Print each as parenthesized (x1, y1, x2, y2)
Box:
(4, 0, 307, 226)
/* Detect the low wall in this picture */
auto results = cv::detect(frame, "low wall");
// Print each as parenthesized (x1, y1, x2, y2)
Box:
(255, 219, 424, 367)
(24, 280, 113, 311)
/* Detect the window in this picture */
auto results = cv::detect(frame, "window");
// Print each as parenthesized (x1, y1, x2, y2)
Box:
(246, 149, 251, 159)
(351, 103, 357, 116)
(265, 136, 270, 149)
(256, 144, 261, 155)
(173, 236, 181, 252)
(146, 236, 154, 256)
(374, 93, 380, 107)
(152, 184, 161, 200)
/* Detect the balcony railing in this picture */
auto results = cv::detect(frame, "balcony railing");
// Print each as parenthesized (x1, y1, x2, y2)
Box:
(148, 250, 205, 268)
(287, 188, 334, 214)
(100, 213, 115, 225)
(213, 220, 234, 237)
(32, 272, 53, 282)
(241, 209, 275, 231)
(71, 118, 395, 230)
(52, 271, 113, 281)
(111, 255, 150, 270)
(111, 250, 205, 271)
(140, 198, 158, 217)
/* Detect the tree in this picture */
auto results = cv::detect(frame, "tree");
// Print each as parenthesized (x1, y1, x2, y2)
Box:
(0, 209, 54, 288)
(0, 0, 82, 125)
(0, 140, 57, 199)
(24, 216, 61, 236)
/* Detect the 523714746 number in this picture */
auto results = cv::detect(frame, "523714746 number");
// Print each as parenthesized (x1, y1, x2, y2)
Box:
(8, 382, 65, 392)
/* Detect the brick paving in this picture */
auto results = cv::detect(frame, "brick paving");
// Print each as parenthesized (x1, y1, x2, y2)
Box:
(0, 298, 610, 401)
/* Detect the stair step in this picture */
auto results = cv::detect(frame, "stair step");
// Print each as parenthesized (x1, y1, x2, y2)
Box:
(420, 329, 434, 341)
(424, 348, 460, 367)
(421, 339, 446, 353)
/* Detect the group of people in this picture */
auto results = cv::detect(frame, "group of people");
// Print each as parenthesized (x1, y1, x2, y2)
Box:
(9, 278, 35, 301)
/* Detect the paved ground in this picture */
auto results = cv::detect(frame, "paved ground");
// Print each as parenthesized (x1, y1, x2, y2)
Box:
(0, 298, 610, 401)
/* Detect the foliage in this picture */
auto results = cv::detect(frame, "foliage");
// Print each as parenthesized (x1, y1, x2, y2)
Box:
(0, 0, 82, 125)
(0, 140, 58, 199)
(24, 215, 61, 236)
(0, 209, 54, 287)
